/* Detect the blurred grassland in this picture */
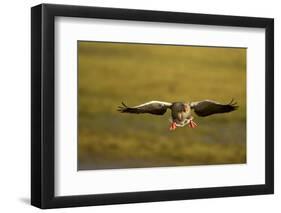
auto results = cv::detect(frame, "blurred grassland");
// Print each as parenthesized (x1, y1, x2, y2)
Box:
(78, 41, 246, 170)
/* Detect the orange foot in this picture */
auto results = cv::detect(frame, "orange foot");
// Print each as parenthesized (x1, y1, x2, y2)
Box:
(169, 122, 177, 131)
(188, 120, 197, 128)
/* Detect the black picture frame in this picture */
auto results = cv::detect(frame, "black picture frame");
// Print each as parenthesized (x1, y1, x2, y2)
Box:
(31, 3, 274, 209)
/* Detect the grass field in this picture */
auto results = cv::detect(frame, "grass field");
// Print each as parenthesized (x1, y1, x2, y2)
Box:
(78, 41, 246, 170)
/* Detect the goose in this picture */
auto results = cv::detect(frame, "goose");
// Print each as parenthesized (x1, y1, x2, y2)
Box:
(117, 99, 238, 130)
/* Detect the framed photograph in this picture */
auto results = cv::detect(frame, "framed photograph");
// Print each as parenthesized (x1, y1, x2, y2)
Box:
(31, 3, 274, 209)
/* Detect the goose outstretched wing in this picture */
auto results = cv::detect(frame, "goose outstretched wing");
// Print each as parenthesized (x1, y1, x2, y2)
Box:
(190, 99, 238, 117)
(118, 101, 172, 115)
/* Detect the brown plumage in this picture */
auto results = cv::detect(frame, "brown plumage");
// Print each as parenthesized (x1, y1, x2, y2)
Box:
(118, 99, 238, 130)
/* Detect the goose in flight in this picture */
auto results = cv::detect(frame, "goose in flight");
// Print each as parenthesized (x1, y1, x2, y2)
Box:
(118, 99, 238, 130)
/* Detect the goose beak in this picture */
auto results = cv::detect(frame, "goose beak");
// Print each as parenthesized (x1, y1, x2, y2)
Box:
(183, 104, 189, 112)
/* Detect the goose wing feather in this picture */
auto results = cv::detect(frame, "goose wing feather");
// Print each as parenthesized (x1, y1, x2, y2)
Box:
(190, 99, 238, 117)
(118, 101, 172, 115)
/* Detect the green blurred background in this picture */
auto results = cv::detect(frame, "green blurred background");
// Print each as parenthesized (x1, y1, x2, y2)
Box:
(78, 41, 246, 170)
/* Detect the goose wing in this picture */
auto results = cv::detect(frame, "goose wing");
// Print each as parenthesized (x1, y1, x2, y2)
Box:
(190, 99, 238, 117)
(118, 101, 172, 115)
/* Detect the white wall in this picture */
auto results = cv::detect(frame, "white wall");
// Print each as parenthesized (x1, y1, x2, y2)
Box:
(0, 0, 279, 212)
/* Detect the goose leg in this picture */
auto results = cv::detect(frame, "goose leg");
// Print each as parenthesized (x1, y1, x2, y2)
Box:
(188, 117, 198, 128)
(169, 122, 177, 131)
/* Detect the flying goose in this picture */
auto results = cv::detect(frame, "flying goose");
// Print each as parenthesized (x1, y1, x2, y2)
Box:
(118, 100, 238, 130)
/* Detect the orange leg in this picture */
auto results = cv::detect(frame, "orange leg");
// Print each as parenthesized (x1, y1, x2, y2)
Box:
(188, 118, 198, 128)
(169, 122, 177, 131)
